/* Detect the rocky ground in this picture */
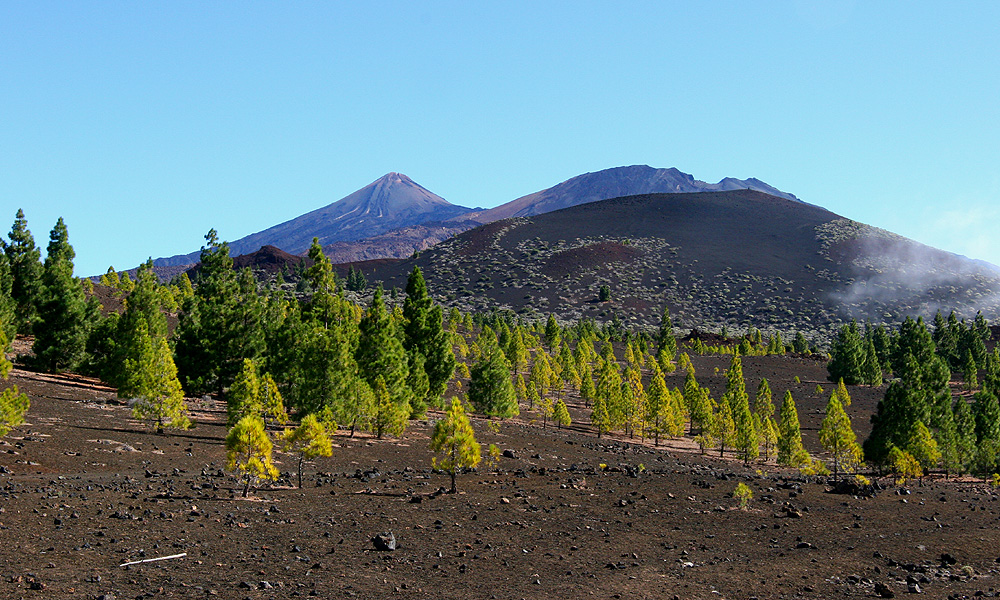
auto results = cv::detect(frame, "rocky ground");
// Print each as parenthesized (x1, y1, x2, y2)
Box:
(1, 356, 1000, 600)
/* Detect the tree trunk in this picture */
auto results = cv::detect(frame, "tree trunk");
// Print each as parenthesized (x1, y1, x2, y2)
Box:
(298, 456, 304, 489)
(450, 445, 457, 493)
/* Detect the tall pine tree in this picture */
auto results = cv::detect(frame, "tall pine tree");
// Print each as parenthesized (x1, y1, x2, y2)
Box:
(5, 209, 43, 333)
(32, 218, 90, 372)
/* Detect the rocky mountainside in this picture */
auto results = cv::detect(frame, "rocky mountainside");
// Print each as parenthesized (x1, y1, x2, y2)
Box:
(306, 165, 798, 263)
(153, 172, 473, 267)
(458, 165, 799, 223)
(364, 189, 1000, 340)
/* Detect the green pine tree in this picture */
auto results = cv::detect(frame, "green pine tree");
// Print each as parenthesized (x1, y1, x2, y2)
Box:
(356, 286, 411, 418)
(656, 305, 677, 359)
(5, 209, 43, 333)
(32, 218, 90, 372)
(468, 334, 518, 419)
(125, 324, 190, 432)
(403, 267, 457, 412)
(828, 320, 864, 384)
(777, 390, 806, 466)
(818, 393, 862, 480)
(952, 398, 977, 475)
(544, 314, 561, 352)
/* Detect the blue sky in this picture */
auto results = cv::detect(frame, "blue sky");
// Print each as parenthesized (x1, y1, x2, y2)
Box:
(3, 1, 999, 277)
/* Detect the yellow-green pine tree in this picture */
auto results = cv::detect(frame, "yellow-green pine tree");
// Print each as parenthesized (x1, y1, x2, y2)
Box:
(226, 415, 278, 497)
(281, 413, 332, 488)
(430, 397, 481, 493)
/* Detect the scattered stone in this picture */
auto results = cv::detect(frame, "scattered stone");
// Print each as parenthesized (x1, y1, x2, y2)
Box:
(875, 582, 895, 598)
(502, 450, 516, 459)
(372, 532, 396, 551)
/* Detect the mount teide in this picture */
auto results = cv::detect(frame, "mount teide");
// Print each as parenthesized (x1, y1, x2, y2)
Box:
(152, 172, 473, 267)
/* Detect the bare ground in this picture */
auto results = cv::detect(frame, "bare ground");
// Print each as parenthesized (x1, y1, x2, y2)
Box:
(1, 356, 999, 600)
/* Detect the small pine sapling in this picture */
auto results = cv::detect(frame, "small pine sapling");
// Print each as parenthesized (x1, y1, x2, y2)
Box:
(429, 398, 481, 493)
(733, 482, 753, 510)
(281, 413, 333, 489)
(226, 416, 279, 497)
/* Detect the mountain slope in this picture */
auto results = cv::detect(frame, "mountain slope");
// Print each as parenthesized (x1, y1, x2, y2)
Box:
(459, 165, 799, 224)
(153, 173, 472, 267)
(366, 190, 1000, 339)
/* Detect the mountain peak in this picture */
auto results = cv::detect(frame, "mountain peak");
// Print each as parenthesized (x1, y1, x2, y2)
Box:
(151, 172, 473, 267)
(462, 165, 798, 224)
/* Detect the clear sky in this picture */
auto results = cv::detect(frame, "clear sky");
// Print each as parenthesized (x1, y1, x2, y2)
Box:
(3, 1, 999, 277)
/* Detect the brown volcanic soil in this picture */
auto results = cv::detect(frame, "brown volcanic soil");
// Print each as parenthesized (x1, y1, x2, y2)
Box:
(2, 351, 1000, 599)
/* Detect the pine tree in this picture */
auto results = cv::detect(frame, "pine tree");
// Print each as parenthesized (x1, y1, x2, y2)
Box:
(656, 305, 677, 359)
(973, 390, 1000, 447)
(777, 390, 806, 466)
(963, 348, 978, 392)
(0, 333, 29, 436)
(371, 375, 408, 439)
(506, 328, 528, 376)
(175, 230, 264, 395)
(529, 351, 553, 401)
(0, 384, 29, 437)
(760, 416, 779, 461)
(544, 314, 561, 352)
(828, 320, 864, 384)
(403, 267, 456, 412)
(32, 218, 90, 372)
(863, 351, 944, 467)
(733, 384, 759, 465)
(596, 358, 624, 431)
(226, 416, 278, 497)
(281, 413, 332, 489)
(833, 378, 851, 407)
(645, 364, 671, 446)
(891, 316, 937, 378)
(123, 320, 190, 432)
(862, 336, 883, 386)
(227, 358, 262, 426)
(685, 370, 711, 435)
(818, 393, 862, 480)
(356, 286, 411, 417)
(714, 395, 736, 458)
(0, 252, 16, 345)
(430, 397, 481, 493)
(468, 338, 518, 419)
(906, 421, 941, 480)
(591, 392, 610, 438)
(622, 365, 646, 438)
(5, 209, 43, 333)
(754, 378, 774, 419)
(553, 399, 571, 429)
(258, 371, 288, 426)
(952, 398, 977, 475)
